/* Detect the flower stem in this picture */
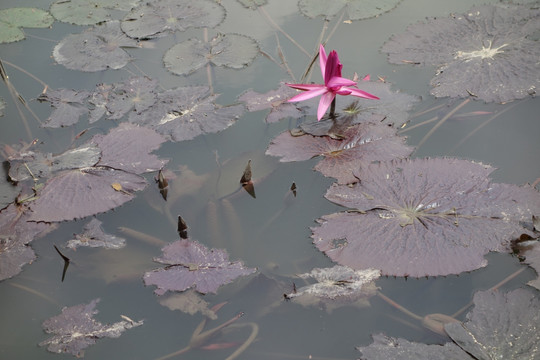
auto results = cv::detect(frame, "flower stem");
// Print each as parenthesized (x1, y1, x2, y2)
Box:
(329, 97, 336, 118)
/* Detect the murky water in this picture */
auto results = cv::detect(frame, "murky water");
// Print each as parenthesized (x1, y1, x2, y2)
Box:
(0, 0, 538, 359)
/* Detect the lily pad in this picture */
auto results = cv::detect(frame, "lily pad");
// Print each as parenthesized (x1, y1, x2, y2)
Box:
(53, 21, 138, 72)
(121, 0, 225, 39)
(237, 0, 267, 9)
(381, 4, 540, 103)
(129, 86, 244, 142)
(237, 83, 306, 123)
(164, 33, 259, 76)
(40, 298, 143, 357)
(144, 238, 256, 295)
(357, 288, 540, 359)
(67, 218, 125, 249)
(312, 158, 540, 277)
(28, 167, 147, 222)
(299, 0, 401, 21)
(106, 77, 158, 120)
(158, 290, 218, 319)
(91, 123, 167, 175)
(0, 204, 54, 281)
(266, 123, 413, 184)
(50, 0, 110, 25)
(0, 7, 54, 28)
(37, 88, 90, 128)
(285, 266, 379, 312)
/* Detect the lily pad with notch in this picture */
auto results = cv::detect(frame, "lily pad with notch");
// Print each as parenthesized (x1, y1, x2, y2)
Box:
(121, 0, 225, 39)
(312, 158, 540, 277)
(164, 33, 259, 76)
(129, 86, 244, 142)
(0, 7, 54, 43)
(266, 123, 413, 184)
(144, 238, 257, 295)
(37, 88, 90, 128)
(381, 4, 540, 103)
(53, 20, 138, 72)
(40, 298, 143, 357)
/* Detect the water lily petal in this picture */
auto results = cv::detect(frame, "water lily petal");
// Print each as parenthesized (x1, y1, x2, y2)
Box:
(348, 87, 380, 100)
(335, 88, 353, 95)
(288, 87, 329, 102)
(319, 44, 327, 80)
(317, 91, 335, 120)
(324, 50, 342, 84)
(286, 83, 326, 91)
(327, 76, 357, 88)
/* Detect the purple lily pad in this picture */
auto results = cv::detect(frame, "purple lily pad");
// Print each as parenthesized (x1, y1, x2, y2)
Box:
(67, 218, 125, 249)
(121, 0, 225, 39)
(381, 4, 540, 102)
(266, 123, 413, 184)
(91, 123, 167, 174)
(106, 77, 158, 120)
(144, 238, 256, 295)
(53, 21, 138, 72)
(37, 88, 90, 128)
(237, 83, 306, 123)
(28, 167, 147, 222)
(164, 33, 259, 76)
(312, 158, 540, 277)
(40, 298, 143, 357)
(88, 83, 112, 123)
(0, 204, 55, 281)
(129, 86, 244, 142)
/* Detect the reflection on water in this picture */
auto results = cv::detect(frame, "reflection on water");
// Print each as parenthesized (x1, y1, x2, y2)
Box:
(0, 0, 538, 359)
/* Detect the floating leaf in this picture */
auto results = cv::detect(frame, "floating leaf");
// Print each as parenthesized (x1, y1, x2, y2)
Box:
(381, 4, 540, 102)
(40, 298, 143, 357)
(266, 123, 413, 184)
(144, 238, 256, 295)
(91, 123, 167, 174)
(164, 33, 259, 76)
(158, 290, 218, 319)
(67, 218, 126, 249)
(299, 0, 401, 20)
(129, 86, 244, 142)
(121, 0, 225, 39)
(312, 158, 540, 277)
(88, 83, 112, 123)
(28, 167, 147, 222)
(237, 83, 306, 123)
(106, 76, 158, 120)
(285, 266, 379, 312)
(8, 144, 101, 182)
(0, 7, 54, 31)
(50, 0, 110, 25)
(358, 288, 540, 359)
(53, 21, 137, 72)
(237, 0, 267, 9)
(37, 88, 90, 128)
(0, 204, 55, 281)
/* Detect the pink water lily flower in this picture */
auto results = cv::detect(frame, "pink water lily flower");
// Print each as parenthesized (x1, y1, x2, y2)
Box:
(286, 44, 379, 121)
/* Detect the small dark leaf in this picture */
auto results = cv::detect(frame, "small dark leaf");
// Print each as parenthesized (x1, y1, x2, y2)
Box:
(40, 298, 143, 357)
(53, 245, 70, 281)
(240, 159, 252, 184)
(144, 238, 256, 295)
(177, 216, 188, 239)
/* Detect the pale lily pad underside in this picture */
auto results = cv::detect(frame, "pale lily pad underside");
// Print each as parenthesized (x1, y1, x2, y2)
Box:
(164, 33, 259, 76)
(312, 158, 540, 277)
(382, 4, 540, 102)
(129, 86, 244, 142)
(121, 0, 225, 39)
(266, 123, 413, 184)
(67, 218, 126, 249)
(53, 21, 137, 72)
(299, 0, 401, 21)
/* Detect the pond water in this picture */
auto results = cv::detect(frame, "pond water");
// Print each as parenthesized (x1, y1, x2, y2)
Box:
(0, 0, 538, 359)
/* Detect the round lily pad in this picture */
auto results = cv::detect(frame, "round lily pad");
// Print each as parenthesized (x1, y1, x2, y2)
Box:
(164, 33, 259, 76)
(0, 7, 54, 28)
(50, 0, 110, 25)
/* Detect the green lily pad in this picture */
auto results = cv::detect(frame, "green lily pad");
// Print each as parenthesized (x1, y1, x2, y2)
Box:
(299, 0, 401, 21)
(50, 0, 110, 25)
(0, 7, 54, 28)
(0, 21, 24, 44)
(164, 33, 259, 76)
